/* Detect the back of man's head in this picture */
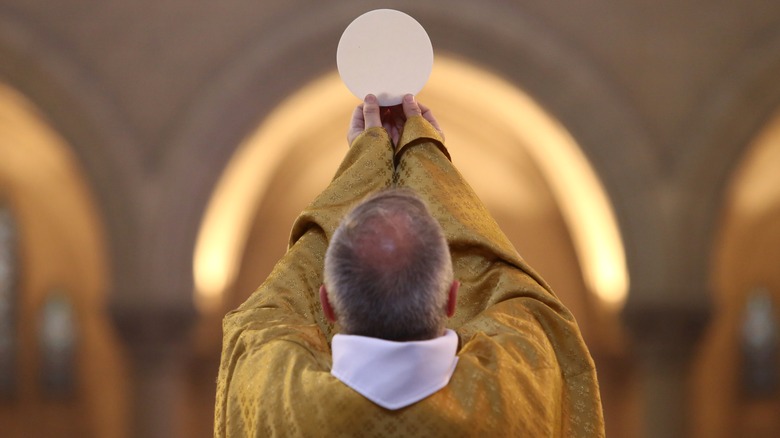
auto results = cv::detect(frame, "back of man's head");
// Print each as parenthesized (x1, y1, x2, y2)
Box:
(323, 188, 453, 341)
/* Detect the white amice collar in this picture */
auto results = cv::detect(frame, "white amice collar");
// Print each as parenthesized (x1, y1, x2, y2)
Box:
(330, 329, 459, 410)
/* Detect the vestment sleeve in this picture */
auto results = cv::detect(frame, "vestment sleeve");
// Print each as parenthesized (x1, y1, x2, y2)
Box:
(214, 128, 395, 437)
(394, 116, 605, 436)
(394, 116, 556, 322)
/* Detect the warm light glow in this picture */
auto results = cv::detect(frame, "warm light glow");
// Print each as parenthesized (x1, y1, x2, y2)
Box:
(0, 83, 125, 437)
(194, 55, 629, 312)
(731, 111, 780, 221)
(193, 76, 355, 311)
(426, 58, 629, 306)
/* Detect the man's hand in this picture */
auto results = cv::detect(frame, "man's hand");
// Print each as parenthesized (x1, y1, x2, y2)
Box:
(348, 95, 383, 146)
(401, 94, 445, 141)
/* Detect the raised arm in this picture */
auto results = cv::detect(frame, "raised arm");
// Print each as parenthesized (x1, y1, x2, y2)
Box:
(224, 95, 394, 335)
(215, 96, 395, 437)
(393, 95, 605, 436)
(393, 95, 555, 323)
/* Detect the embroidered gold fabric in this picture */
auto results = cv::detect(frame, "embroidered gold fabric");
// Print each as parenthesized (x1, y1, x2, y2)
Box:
(214, 117, 605, 437)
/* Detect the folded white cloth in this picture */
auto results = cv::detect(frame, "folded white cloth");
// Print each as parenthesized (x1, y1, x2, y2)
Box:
(330, 329, 459, 410)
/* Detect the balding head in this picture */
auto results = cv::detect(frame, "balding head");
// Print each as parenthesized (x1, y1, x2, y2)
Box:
(323, 188, 454, 341)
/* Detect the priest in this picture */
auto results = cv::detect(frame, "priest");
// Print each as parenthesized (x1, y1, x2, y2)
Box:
(214, 94, 605, 437)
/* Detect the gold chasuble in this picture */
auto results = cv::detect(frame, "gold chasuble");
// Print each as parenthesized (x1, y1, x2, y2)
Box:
(214, 116, 605, 437)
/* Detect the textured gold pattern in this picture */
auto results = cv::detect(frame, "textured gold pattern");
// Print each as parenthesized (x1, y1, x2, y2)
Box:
(214, 117, 605, 437)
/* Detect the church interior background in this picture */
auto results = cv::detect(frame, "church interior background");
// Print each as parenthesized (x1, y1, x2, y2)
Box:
(1, 1, 780, 437)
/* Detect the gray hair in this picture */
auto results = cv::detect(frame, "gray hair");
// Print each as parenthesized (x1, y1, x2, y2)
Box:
(323, 188, 453, 341)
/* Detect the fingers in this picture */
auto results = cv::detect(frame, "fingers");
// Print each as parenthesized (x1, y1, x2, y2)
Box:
(348, 94, 443, 146)
(347, 104, 366, 145)
(418, 102, 443, 139)
(363, 94, 382, 129)
(350, 104, 365, 130)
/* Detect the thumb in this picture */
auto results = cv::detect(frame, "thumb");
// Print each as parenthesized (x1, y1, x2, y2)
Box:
(363, 94, 382, 128)
(401, 94, 422, 119)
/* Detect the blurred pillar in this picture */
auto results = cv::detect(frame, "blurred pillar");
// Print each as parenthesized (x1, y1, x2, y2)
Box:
(623, 305, 709, 438)
(111, 305, 195, 438)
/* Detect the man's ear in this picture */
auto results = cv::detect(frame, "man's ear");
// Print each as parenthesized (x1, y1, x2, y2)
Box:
(319, 285, 337, 322)
(446, 280, 459, 318)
